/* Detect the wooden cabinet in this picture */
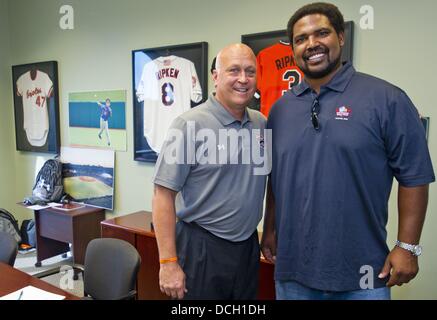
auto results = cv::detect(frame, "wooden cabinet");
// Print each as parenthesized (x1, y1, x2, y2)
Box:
(34, 206, 106, 266)
(101, 211, 275, 300)
(258, 257, 275, 300)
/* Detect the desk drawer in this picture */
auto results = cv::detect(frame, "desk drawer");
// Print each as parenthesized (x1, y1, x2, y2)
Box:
(38, 210, 73, 243)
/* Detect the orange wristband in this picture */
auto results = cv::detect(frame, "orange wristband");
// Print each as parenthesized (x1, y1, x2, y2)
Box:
(159, 257, 178, 264)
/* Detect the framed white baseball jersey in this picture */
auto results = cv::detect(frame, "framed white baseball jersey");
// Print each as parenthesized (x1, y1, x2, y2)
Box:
(16, 70, 53, 147)
(136, 55, 202, 153)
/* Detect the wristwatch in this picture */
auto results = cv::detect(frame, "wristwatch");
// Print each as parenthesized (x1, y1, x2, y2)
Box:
(395, 240, 423, 256)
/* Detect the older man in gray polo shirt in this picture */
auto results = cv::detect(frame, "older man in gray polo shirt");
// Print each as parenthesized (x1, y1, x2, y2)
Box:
(152, 43, 270, 300)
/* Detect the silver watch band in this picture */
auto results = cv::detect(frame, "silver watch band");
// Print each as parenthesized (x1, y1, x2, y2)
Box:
(396, 240, 415, 251)
(395, 240, 422, 256)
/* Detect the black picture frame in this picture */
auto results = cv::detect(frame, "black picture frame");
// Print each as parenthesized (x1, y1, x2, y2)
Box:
(132, 42, 208, 163)
(12, 61, 60, 153)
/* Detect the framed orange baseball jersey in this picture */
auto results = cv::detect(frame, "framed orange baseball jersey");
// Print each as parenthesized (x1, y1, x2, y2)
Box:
(256, 41, 303, 117)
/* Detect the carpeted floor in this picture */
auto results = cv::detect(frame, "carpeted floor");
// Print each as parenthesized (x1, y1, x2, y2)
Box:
(14, 250, 84, 298)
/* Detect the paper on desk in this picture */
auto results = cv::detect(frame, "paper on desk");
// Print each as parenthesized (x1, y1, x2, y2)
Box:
(25, 204, 50, 210)
(25, 203, 61, 210)
(0, 285, 65, 300)
(48, 202, 63, 207)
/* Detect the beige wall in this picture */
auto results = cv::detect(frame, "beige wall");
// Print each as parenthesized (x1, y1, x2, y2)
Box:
(0, 0, 15, 211)
(3, 0, 437, 299)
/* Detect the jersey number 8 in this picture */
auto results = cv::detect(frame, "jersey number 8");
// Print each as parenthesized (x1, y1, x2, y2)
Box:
(162, 83, 175, 106)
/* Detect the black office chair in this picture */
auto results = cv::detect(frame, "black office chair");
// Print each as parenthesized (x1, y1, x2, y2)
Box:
(81, 238, 141, 300)
(0, 231, 18, 266)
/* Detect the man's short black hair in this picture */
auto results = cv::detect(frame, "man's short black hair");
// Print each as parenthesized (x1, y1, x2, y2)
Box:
(287, 2, 345, 46)
(210, 56, 217, 74)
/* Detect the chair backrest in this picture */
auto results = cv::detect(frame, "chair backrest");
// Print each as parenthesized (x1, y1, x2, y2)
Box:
(0, 231, 18, 266)
(83, 238, 141, 300)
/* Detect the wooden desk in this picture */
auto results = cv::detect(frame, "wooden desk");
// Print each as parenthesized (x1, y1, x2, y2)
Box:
(0, 262, 80, 300)
(34, 206, 105, 267)
(101, 211, 276, 300)
(258, 257, 275, 300)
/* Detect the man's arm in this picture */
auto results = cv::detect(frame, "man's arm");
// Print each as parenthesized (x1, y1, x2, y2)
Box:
(261, 178, 277, 264)
(152, 184, 187, 299)
(379, 184, 429, 286)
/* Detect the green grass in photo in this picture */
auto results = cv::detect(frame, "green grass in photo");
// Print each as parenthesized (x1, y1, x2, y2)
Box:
(69, 127, 127, 151)
(64, 176, 113, 199)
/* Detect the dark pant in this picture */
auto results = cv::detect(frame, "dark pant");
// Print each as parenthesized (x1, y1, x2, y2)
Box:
(176, 220, 260, 300)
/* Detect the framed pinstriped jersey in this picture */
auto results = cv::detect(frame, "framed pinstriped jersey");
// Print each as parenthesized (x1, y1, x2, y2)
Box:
(132, 42, 208, 162)
(12, 61, 60, 153)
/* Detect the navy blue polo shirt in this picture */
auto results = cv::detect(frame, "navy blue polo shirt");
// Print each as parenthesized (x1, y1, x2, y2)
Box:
(268, 62, 435, 291)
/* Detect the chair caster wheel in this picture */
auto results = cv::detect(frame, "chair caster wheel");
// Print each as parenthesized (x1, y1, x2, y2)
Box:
(35, 262, 42, 267)
(62, 253, 68, 258)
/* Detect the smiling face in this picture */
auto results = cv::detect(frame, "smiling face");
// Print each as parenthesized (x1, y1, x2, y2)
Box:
(292, 14, 344, 80)
(213, 44, 257, 114)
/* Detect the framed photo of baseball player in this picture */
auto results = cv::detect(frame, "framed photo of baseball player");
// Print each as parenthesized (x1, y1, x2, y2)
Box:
(12, 61, 60, 153)
(132, 41, 208, 162)
(68, 90, 127, 151)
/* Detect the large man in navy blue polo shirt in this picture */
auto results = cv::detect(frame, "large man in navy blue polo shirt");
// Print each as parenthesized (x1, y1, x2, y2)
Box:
(261, 2, 435, 300)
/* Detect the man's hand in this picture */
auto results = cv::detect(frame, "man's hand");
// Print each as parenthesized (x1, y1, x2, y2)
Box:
(260, 230, 277, 264)
(159, 262, 187, 299)
(379, 246, 419, 287)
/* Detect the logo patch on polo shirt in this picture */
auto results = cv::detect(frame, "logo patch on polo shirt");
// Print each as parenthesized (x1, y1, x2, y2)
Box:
(335, 106, 352, 121)
(256, 134, 265, 149)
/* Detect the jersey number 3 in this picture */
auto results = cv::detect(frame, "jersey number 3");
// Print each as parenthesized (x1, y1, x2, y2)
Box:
(282, 70, 301, 96)
(162, 83, 175, 106)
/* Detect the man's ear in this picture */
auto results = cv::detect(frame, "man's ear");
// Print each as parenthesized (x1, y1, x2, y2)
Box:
(212, 70, 219, 85)
(338, 31, 345, 47)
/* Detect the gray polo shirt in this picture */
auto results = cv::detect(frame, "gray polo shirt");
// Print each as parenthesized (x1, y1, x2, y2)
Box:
(153, 94, 269, 242)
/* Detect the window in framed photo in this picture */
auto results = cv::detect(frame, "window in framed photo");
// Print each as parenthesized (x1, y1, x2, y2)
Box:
(132, 42, 208, 162)
(241, 21, 354, 115)
(12, 61, 60, 153)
